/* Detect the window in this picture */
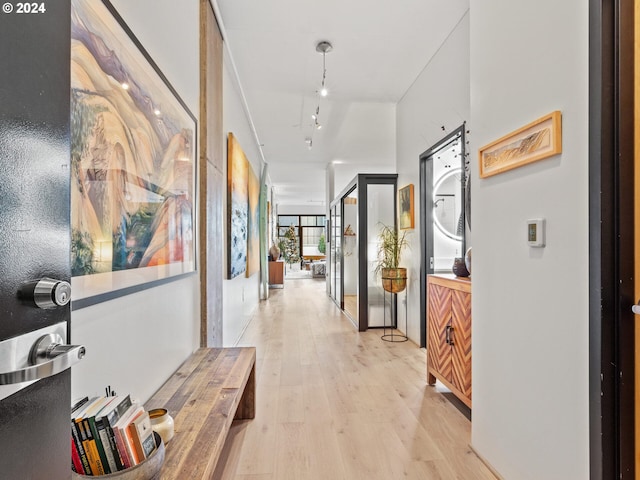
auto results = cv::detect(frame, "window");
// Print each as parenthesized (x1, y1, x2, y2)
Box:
(277, 214, 327, 259)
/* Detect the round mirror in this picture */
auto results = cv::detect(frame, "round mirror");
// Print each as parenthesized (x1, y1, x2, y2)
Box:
(433, 168, 463, 241)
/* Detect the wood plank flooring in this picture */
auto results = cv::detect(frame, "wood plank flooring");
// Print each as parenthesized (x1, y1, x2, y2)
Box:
(213, 278, 496, 480)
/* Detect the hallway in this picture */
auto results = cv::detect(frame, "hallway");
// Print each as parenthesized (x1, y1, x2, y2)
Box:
(214, 278, 496, 479)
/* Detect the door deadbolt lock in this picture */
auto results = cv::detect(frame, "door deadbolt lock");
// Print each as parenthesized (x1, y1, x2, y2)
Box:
(18, 278, 71, 309)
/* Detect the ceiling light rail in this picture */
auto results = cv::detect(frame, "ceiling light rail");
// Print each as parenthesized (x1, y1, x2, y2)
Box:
(306, 40, 333, 150)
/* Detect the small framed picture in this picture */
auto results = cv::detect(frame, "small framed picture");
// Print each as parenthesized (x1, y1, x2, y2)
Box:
(479, 111, 562, 178)
(399, 184, 414, 230)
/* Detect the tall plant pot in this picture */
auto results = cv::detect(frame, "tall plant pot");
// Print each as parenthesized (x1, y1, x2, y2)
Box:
(381, 267, 407, 293)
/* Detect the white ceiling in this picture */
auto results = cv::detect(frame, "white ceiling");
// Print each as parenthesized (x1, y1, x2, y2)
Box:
(215, 0, 469, 206)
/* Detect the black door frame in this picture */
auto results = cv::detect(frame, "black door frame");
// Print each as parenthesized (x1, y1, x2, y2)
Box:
(419, 125, 466, 348)
(589, 0, 635, 478)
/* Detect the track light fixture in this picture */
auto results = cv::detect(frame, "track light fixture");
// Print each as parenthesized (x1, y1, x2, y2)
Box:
(306, 41, 333, 150)
(316, 41, 332, 97)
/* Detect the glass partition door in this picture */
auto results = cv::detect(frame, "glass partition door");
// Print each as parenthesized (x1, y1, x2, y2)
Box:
(329, 203, 342, 307)
(343, 188, 358, 320)
(366, 184, 396, 327)
(330, 206, 336, 300)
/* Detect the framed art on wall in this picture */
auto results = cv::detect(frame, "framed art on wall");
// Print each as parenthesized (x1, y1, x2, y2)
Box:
(399, 184, 414, 230)
(479, 111, 562, 178)
(70, 0, 197, 309)
(227, 133, 249, 279)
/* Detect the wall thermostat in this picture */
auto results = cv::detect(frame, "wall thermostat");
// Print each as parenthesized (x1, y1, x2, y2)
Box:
(527, 218, 545, 247)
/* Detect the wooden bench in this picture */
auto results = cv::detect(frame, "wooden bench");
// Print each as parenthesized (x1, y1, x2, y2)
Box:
(145, 347, 256, 479)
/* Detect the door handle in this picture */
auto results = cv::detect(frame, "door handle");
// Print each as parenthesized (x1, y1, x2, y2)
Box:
(0, 333, 85, 385)
(633, 301, 640, 315)
(445, 325, 455, 345)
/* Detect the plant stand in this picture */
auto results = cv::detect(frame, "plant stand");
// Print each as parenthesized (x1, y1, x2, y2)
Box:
(381, 288, 408, 342)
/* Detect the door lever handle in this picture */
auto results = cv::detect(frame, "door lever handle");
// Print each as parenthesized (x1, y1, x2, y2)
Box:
(445, 325, 455, 345)
(633, 301, 640, 315)
(0, 334, 85, 385)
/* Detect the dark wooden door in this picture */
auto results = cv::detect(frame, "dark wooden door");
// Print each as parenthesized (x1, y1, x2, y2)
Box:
(0, 2, 72, 478)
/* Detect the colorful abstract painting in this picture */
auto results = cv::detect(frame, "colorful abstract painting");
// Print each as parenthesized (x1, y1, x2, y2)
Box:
(247, 164, 260, 276)
(70, 0, 197, 304)
(227, 133, 248, 278)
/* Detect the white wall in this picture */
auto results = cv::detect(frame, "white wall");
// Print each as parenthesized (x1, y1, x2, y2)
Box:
(71, 0, 201, 403)
(222, 48, 263, 346)
(277, 204, 325, 215)
(469, 1, 589, 478)
(396, 11, 470, 344)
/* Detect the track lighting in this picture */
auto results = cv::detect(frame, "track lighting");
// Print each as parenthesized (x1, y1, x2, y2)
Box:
(316, 41, 332, 97)
(305, 41, 333, 150)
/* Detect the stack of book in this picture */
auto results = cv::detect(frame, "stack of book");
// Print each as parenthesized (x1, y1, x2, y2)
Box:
(70, 395, 157, 476)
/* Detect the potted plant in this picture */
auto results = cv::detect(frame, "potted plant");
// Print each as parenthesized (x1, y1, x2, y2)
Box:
(374, 224, 409, 293)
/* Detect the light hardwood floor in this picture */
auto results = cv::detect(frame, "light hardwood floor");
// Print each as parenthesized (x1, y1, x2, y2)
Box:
(214, 278, 496, 480)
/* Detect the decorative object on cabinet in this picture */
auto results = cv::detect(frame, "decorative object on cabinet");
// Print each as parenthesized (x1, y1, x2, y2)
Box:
(451, 257, 470, 277)
(70, 0, 197, 308)
(464, 247, 472, 274)
(398, 184, 415, 230)
(269, 243, 281, 261)
(427, 275, 472, 408)
(479, 110, 562, 178)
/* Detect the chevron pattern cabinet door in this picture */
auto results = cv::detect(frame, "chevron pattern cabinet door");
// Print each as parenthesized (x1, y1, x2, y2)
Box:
(427, 283, 452, 383)
(451, 290, 472, 400)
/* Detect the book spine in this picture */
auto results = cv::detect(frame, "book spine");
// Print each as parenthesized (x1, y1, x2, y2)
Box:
(96, 419, 119, 472)
(122, 424, 140, 466)
(81, 419, 106, 475)
(112, 425, 132, 469)
(87, 417, 112, 474)
(127, 422, 145, 462)
(71, 437, 84, 474)
(103, 422, 124, 471)
(72, 420, 92, 475)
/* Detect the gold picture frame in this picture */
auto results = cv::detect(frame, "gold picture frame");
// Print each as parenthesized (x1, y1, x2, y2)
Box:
(398, 184, 414, 230)
(479, 111, 562, 178)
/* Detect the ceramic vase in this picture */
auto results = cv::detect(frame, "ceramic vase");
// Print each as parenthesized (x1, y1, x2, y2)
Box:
(148, 408, 174, 445)
(269, 244, 281, 261)
(452, 257, 470, 277)
(464, 247, 472, 274)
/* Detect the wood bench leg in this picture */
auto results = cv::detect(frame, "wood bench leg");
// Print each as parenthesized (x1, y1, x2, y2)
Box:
(234, 361, 255, 420)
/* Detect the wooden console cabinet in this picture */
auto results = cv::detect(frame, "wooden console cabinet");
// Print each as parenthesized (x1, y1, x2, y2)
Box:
(268, 260, 284, 288)
(427, 275, 472, 407)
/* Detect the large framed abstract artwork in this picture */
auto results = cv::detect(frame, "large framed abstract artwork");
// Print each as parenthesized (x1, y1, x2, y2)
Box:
(227, 133, 248, 278)
(70, 0, 197, 308)
(247, 164, 261, 277)
(226, 133, 261, 279)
